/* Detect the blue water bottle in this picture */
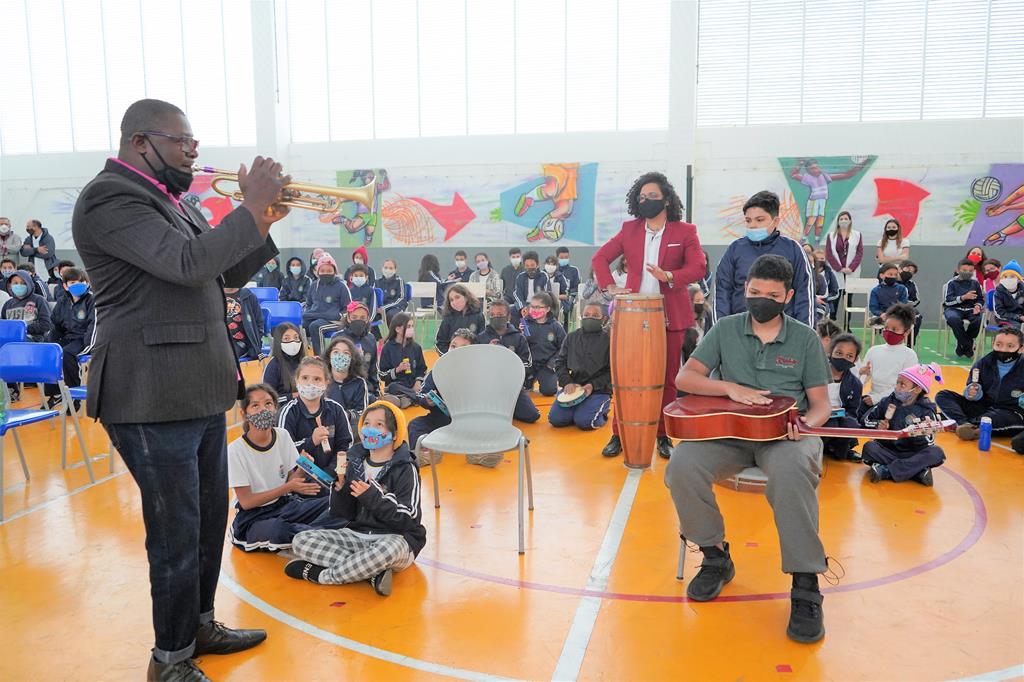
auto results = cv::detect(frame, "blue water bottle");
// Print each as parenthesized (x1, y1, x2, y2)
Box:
(978, 416, 992, 452)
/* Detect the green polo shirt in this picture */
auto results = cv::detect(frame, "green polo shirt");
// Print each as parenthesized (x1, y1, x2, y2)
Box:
(691, 312, 829, 412)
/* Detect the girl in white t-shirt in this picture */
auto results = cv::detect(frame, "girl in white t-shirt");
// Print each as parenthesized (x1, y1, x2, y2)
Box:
(227, 384, 338, 552)
(857, 304, 919, 415)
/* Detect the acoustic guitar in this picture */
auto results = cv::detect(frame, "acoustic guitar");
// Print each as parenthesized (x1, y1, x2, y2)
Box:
(663, 394, 955, 442)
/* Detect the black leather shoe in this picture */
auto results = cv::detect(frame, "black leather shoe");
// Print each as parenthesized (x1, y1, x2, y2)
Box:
(657, 436, 674, 459)
(193, 620, 267, 656)
(601, 435, 622, 457)
(147, 658, 211, 682)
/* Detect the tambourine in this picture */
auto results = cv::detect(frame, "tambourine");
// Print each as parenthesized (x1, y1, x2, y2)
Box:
(556, 386, 587, 407)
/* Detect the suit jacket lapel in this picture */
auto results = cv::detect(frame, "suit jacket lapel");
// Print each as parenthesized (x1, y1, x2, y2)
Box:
(656, 222, 672, 268)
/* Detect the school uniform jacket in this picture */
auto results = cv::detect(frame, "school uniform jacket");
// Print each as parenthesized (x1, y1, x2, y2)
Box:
(943, 277, 984, 313)
(994, 284, 1024, 324)
(512, 271, 549, 311)
(50, 289, 95, 354)
(961, 353, 1024, 412)
(278, 396, 354, 473)
(592, 217, 707, 332)
(378, 339, 427, 388)
(3, 271, 53, 341)
(327, 442, 426, 556)
(555, 327, 612, 395)
(869, 282, 909, 316)
(327, 374, 377, 415)
(72, 159, 277, 423)
(378, 274, 408, 317)
(832, 369, 863, 416)
(523, 313, 566, 369)
(303, 276, 352, 322)
(262, 354, 301, 403)
(863, 394, 939, 452)
(434, 309, 486, 354)
(280, 273, 312, 303)
(252, 260, 284, 289)
(500, 264, 523, 303)
(476, 325, 532, 367)
(347, 281, 378, 320)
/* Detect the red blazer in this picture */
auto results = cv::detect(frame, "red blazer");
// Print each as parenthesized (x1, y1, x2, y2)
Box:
(592, 218, 705, 332)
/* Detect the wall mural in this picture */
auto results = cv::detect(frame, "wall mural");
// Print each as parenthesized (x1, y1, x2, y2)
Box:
(13, 159, 1023, 251)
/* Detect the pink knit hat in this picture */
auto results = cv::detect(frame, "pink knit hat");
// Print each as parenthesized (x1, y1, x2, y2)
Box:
(346, 300, 369, 315)
(899, 363, 943, 393)
(316, 254, 337, 273)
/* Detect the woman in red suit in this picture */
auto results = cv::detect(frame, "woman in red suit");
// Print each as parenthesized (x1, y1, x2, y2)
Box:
(592, 172, 706, 458)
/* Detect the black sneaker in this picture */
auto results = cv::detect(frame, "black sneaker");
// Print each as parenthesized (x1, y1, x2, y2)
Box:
(146, 658, 211, 682)
(369, 568, 393, 596)
(46, 395, 62, 410)
(787, 573, 825, 643)
(9, 390, 20, 404)
(686, 542, 735, 602)
(867, 463, 890, 483)
(601, 435, 622, 457)
(846, 451, 863, 463)
(284, 559, 324, 584)
(912, 468, 934, 487)
(657, 436, 674, 460)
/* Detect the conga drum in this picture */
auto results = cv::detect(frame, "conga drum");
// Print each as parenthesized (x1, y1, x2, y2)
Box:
(610, 294, 666, 469)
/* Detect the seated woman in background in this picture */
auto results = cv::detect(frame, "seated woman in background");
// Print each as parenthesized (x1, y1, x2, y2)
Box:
(469, 252, 504, 305)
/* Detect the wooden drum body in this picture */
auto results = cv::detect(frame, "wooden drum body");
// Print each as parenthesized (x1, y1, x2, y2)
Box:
(610, 294, 666, 469)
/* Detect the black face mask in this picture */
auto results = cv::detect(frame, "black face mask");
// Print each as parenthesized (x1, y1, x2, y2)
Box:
(319, 274, 337, 285)
(994, 350, 1020, 364)
(346, 320, 369, 337)
(883, 276, 897, 286)
(746, 296, 785, 323)
(580, 318, 603, 333)
(489, 316, 509, 331)
(900, 271, 913, 282)
(140, 139, 193, 196)
(638, 198, 666, 220)
(694, 303, 705, 317)
(886, 229, 899, 237)
(830, 356, 855, 372)
(525, 268, 538, 278)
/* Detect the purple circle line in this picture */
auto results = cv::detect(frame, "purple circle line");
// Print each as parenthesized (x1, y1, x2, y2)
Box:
(417, 466, 988, 604)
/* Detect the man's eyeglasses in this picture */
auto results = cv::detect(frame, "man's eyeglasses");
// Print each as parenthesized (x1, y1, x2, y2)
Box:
(138, 131, 199, 151)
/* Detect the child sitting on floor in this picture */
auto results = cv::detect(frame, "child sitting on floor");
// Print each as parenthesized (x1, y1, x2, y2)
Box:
(935, 327, 1024, 441)
(278, 357, 354, 496)
(475, 299, 541, 424)
(824, 333, 864, 462)
(324, 335, 379, 423)
(378, 312, 427, 408)
(522, 292, 566, 396)
(859, 303, 918, 415)
(227, 384, 333, 552)
(285, 400, 426, 596)
(862, 363, 946, 486)
(549, 303, 612, 435)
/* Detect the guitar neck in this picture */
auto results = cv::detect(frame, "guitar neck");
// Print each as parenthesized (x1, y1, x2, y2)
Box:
(797, 420, 955, 441)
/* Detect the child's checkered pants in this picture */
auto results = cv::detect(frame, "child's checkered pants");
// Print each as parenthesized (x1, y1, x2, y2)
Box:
(291, 528, 414, 585)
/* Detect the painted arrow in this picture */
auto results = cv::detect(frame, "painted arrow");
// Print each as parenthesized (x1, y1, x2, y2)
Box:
(410, 193, 476, 241)
(873, 178, 930, 235)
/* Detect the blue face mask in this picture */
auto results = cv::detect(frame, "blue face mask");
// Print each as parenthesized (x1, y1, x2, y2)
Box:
(289, 265, 303, 276)
(558, 258, 569, 267)
(746, 228, 770, 243)
(360, 425, 393, 450)
(266, 262, 277, 272)
(894, 390, 915, 402)
(67, 282, 88, 297)
(351, 276, 367, 287)
(11, 283, 29, 297)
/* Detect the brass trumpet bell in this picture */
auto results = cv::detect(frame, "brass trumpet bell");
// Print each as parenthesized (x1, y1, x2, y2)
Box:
(192, 165, 376, 213)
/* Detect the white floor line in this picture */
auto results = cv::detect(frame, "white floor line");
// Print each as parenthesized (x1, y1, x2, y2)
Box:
(1, 470, 127, 524)
(219, 572, 524, 682)
(950, 664, 1024, 681)
(991, 441, 1017, 453)
(550, 468, 643, 682)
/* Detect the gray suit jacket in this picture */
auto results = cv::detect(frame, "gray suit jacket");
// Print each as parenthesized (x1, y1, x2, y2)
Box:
(72, 159, 279, 424)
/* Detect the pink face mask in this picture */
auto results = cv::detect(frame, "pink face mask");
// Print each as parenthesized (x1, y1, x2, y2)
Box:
(529, 309, 547, 320)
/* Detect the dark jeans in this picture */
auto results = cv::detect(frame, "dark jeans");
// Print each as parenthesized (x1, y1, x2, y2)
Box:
(943, 308, 981, 352)
(105, 415, 229, 665)
(934, 390, 1024, 436)
(44, 347, 84, 397)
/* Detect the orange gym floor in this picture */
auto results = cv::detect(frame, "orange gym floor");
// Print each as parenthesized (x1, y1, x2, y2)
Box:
(1, 362, 1022, 681)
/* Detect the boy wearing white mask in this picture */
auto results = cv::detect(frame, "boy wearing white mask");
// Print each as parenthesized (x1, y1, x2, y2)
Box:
(446, 250, 473, 284)
(994, 260, 1024, 328)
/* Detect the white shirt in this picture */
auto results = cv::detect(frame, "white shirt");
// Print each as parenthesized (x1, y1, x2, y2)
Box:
(227, 428, 299, 505)
(827, 380, 843, 409)
(859, 343, 919, 403)
(878, 237, 910, 260)
(639, 223, 665, 295)
(612, 270, 628, 288)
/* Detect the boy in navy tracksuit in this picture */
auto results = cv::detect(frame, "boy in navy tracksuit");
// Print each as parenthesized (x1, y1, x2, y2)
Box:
(899, 261, 924, 344)
(44, 267, 95, 405)
(252, 256, 284, 289)
(943, 259, 985, 357)
(713, 191, 813, 326)
(445, 250, 473, 285)
(304, 254, 352, 354)
(281, 257, 312, 303)
(522, 292, 566, 396)
(869, 263, 909, 325)
(476, 300, 540, 423)
(935, 327, 1024, 441)
(555, 246, 581, 327)
(20, 262, 53, 301)
(512, 251, 548, 324)
(343, 245, 376, 286)
(823, 333, 864, 461)
(993, 260, 1023, 327)
(224, 285, 266, 360)
(862, 363, 946, 486)
(549, 303, 612, 432)
(378, 259, 408, 323)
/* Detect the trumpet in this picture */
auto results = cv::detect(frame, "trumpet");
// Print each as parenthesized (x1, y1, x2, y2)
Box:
(192, 165, 376, 213)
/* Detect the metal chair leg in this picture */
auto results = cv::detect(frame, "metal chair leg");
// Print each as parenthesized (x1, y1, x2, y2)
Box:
(676, 538, 686, 580)
(12, 431, 29, 479)
(518, 439, 526, 554)
(1, 435, 5, 523)
(524, 437, 534, 511)
(60, 407, 68, 469)
(62, 383, 94, 483)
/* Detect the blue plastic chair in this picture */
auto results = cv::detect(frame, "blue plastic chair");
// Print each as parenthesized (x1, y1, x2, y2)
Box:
(371, 287, 386, 334)
(261, 300, 303, 332)
(0, 342, 93, 522)
(249, 287, 279, 304)
(0, 319, 27, 348)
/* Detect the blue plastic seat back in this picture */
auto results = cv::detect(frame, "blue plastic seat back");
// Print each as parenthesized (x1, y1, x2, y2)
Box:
(250, 287, 280, 303)
(0, 342, 64, 384)
(0, 320, 28, 348)
(374, 288, 384, 307)
(262, 301, 303, 329)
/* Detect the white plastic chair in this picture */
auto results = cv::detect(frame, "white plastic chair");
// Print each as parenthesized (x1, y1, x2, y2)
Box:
(841, 277, 875, 345)
(409, 281, 438, 339)
(464, 281, 487, 304)
(415, 344, 535, 554)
